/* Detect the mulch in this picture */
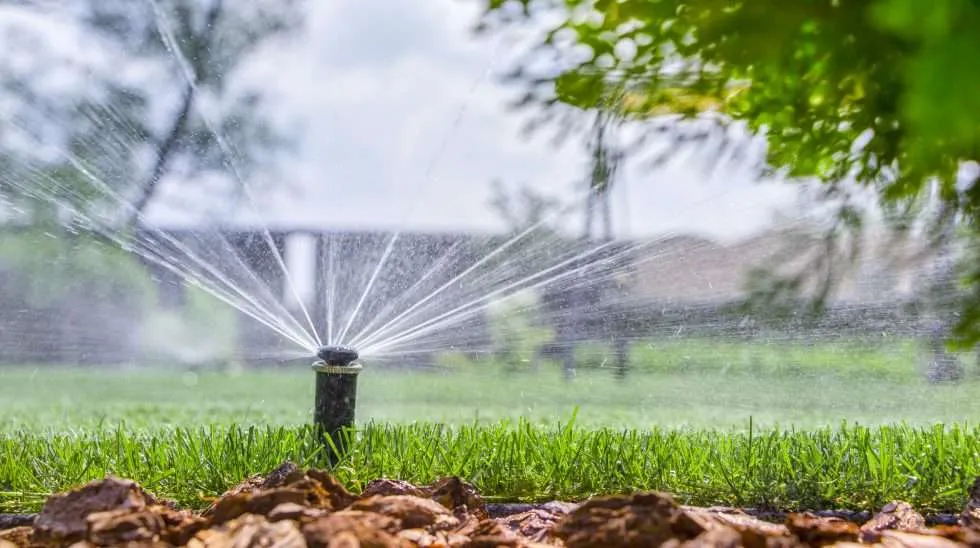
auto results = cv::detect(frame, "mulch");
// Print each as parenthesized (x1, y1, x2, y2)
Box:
(3, 463, 980, 547)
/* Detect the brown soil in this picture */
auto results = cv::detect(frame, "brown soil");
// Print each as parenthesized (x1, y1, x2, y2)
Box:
(3, 462, 980, 548)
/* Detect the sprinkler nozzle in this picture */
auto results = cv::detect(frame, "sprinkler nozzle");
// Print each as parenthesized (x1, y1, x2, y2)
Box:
(312, 345, 361, 466)
(316, 345, 359, 366)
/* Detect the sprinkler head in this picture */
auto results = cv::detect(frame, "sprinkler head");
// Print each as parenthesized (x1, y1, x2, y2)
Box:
(312, 345, 361, 465)
(316, 345, 359, 366)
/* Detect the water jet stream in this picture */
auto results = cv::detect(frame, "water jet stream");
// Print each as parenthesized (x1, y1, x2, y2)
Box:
(331, 38, 505, 347)
(347, 218, 558, 349)
(343, 186, 599, 351)
(336, 232, 402, 345)
(345, 240, 468, 346)
(150, 0, 323, 349)
(356, 229, 737, 357)
(65, 159, 312, 342)
(324, 235, 337, 345)
(358, 239, 627, 354)
(4, 148, 319, 352)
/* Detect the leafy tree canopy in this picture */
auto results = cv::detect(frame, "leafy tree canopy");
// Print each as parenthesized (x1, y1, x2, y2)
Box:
(0, 0, 305, 228)
(477, 0, 980, 346)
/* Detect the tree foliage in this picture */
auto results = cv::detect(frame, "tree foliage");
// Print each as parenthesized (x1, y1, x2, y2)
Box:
(477, 0, 980, 346)
(0, 0, 305, 227)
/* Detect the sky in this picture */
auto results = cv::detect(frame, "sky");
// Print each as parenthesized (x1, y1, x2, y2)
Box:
(232, 0, 799, 244)
(3, 0, 801, 245)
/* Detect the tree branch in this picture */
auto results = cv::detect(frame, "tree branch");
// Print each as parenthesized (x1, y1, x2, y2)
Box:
(125, 0, 224, 228)
(127, 84, 195, 226)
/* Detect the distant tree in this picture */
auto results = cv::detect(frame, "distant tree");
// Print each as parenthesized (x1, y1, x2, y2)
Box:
(0, 1, 306, 365)
(0, 0, 305, 229)
(581, 107, 625, 242)
(488, 178, 566, 236)
(476, 0, 980, 348)
(484, 178, 578, 273)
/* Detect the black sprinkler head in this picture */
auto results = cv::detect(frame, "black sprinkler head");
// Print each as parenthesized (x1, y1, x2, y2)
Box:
(312, 344, 362, 464)
(316, 345, 359, 366)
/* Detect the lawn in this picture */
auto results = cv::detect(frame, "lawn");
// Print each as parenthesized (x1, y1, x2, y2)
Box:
(2, 337, 979, 514)
(1, 337, 978, 430)
(2, 422, 978, 514)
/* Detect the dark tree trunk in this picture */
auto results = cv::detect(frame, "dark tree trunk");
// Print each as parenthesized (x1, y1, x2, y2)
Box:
(127, 84, 196, 225)
(613, 337, 629, 380)
(125, 0, 224, 227)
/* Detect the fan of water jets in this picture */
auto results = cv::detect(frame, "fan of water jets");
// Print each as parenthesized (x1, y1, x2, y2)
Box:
(0, 1, 737, 369)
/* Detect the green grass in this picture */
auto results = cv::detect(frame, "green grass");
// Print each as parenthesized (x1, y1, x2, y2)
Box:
(4, 365, 980, 429)
(2, 420, 978, 514)
(2, 337, 979, 514)
(2, 341, 979, 430)
(625, 337, 937, 380)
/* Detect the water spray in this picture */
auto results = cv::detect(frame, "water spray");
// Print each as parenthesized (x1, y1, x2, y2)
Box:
(312, 345, 361, 462)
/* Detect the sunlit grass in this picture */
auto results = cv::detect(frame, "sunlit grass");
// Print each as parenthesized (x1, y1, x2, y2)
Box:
(1, 420, 977, 514)
(2, 338, 977, 514)
(626, 337, 935, 380)
(2, 338, 979, 431)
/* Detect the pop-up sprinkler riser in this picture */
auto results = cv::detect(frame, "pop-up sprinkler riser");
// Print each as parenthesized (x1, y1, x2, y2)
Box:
(312, 345, 361, 463)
